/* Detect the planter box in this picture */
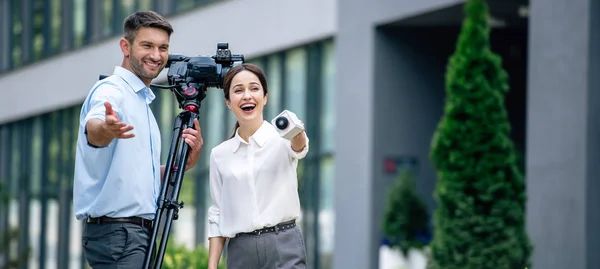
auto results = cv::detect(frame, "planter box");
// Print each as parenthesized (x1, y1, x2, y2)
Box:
(379, 245, 428, 269)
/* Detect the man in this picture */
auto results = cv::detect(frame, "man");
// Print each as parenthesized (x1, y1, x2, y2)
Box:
(73, 11, 203, 268)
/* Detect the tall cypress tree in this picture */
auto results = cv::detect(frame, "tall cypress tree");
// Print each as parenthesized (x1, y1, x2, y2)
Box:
(427, 0, 532, 268)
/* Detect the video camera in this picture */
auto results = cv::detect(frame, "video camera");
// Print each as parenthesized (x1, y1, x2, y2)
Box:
(158, 42, 244, 112)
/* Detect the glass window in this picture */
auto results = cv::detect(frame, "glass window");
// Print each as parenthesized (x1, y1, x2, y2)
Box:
(33, 0, 44, 61)
(139, 0, 154, 10)
(118, 0, 138, 30)
(206, 88, 226, 150)
(51, 0, 62, 53)
(0, 125, 8, 187)
(12, 0, 23, 67)
(159, 91, 176, 163)
(319, 156, 335, 269)
(48, 111, 60, 199)
(10, 123, 21, 195)
(30, 117, 42, 197)
(102, 0, 115, 37)
(284, 48, 307, 122)
(266, 54, 282, 120)
(245, 58, 264, 70)
(221, 86, 237, 133)
(73, 0, 86, 48)
(321, 40, 335, 153)
(175, 0, 196, 12)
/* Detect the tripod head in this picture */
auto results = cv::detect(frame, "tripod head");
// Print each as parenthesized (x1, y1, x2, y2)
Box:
(159, 42, 245, 113)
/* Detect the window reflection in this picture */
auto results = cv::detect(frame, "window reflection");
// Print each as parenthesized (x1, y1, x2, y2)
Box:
(176, 0, 197, 12)
(102, 0, 114, 37)
(321, 40, 335, 154)
(50, 0, 61, 53)
(73, 0, 86, 48)
(284, 48, 307, 122)
(206, 87, 226, 150)
(30, 117, 43, 197)
(319, 156, 335, 269)
(139, 0, 154, 10)
(33, 0, 44, 61)
(266, 54, 282, 120)
(12, 0, 23, 67)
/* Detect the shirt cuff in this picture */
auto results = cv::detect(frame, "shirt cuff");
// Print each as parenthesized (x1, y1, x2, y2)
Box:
(84, 126, 107, 149)
(289, 133, 309, 159)
(208, 221, 222, 238)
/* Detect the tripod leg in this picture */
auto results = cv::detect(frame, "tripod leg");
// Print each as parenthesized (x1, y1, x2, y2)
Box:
(149, 110, 198, 269)
(143, 113, 186, 269)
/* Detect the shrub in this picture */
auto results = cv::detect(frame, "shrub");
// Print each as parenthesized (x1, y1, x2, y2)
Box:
(427, 0, 532, 268)
(382, 170, 430, 257)
(162, 242, 226, 269)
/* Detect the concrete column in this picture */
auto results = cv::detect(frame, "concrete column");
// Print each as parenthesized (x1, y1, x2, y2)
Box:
(333, 0, 376, 268)
(526, 0, 600, 268)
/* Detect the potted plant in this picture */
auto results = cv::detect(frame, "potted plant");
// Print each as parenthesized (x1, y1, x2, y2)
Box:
(380, 170, 431, 269)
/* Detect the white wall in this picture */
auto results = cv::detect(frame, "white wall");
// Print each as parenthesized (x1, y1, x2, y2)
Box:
(0, 0, 337, 124)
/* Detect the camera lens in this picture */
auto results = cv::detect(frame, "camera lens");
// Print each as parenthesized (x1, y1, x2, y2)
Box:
(275, 117, 288, 130)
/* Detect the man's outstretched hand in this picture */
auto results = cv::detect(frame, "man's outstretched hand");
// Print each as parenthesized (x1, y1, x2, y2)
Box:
(102, 101, 135, 139)
(85, 101, 135, 147)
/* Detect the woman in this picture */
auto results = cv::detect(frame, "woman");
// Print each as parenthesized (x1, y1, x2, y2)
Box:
(207, 63, 309, 269)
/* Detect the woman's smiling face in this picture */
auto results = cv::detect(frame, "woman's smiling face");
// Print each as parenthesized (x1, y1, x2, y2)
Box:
(226, 70, 268, 124)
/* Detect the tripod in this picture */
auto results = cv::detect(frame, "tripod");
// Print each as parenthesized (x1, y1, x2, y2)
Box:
(142, 83, 205, 269)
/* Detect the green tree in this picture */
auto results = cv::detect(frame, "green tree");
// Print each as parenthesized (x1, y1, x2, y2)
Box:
(382, 170, 430, 257)
(427, 0, 532, 268)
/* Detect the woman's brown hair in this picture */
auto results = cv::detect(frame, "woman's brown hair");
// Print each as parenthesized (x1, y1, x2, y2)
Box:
(222, 63, 269, 139)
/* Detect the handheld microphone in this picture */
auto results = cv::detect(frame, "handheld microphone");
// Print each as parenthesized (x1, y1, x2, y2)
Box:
(271, 110, 304, 140)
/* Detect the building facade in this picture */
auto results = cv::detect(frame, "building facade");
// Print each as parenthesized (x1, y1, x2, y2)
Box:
(1, 0, 599, 268)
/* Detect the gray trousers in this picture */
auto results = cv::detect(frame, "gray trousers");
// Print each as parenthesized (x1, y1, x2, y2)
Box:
(226, 225, 308, 269)
(82, 221, 153, 269)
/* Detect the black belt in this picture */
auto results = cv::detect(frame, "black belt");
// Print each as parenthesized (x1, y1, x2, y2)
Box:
(237, 220, 296, 237)
(87, 216, 154, 230)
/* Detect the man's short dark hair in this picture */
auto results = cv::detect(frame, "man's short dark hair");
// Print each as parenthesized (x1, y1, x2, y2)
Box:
(123, 10, 173, 43)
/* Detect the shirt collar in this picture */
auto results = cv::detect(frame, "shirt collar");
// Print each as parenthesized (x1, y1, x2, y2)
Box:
(113, 66, 155, 104)
(232, 121, 271, 153)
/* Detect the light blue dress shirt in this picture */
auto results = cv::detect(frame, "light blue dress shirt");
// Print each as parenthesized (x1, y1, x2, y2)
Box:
(73, 66, 162, 221)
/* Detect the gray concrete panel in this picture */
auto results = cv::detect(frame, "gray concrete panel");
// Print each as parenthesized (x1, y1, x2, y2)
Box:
(371, 0, 462, 26)
(585, 1, 600, 267)
(333, 1, 375, 268)
(527, 0, 595, 268)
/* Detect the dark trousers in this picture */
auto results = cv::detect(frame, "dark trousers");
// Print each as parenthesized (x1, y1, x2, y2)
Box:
(82, 221, 153, 269)
(226, 225, 308, 269)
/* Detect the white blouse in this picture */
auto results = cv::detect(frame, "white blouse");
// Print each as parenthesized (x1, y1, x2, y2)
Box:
(207, 120, 309, 238)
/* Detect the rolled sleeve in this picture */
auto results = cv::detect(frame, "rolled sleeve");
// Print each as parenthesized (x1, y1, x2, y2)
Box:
(207, 206, 221, 238)
(286, 132, 309, 160)
(82, 82, 125, 126)
(207, 151, 223, 238)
